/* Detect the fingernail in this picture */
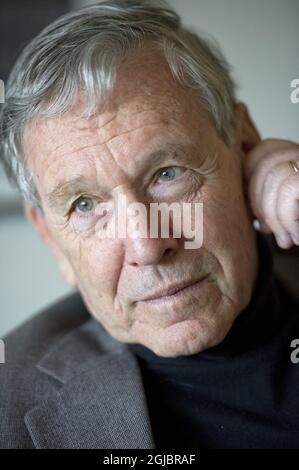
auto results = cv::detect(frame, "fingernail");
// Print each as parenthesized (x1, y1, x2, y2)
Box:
(292, 234, 299, 245)
(276, 233, 291, 248)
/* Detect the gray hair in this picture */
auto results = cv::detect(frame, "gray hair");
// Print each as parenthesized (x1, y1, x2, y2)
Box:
(0, 0, 237, 208)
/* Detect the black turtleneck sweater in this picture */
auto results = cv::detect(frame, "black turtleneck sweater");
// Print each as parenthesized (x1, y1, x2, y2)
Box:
(128, 235, 299, 449)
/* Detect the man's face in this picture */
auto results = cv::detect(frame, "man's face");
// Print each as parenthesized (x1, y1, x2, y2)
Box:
(24, 48, 258, 357)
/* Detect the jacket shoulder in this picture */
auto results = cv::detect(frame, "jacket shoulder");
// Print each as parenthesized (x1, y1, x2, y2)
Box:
(0, 292, 90, 448)
(3, 291, 90, 364)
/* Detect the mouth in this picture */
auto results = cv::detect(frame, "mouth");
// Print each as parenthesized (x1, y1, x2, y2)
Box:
(139, 275, 209, 304)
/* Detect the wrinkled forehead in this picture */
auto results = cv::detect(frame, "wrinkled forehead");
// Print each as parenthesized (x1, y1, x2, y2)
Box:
(22, 47, 216, 197)
(23, 45, 208, 156)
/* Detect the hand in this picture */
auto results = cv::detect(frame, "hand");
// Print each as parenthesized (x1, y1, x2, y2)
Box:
(244, 138, 299, 249)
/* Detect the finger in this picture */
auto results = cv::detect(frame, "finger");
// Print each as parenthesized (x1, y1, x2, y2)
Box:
(244, 139, 297, 182)
(247, 146, 299, 222)
(259, 162, 293, 247)
(276, 174, 299, 245)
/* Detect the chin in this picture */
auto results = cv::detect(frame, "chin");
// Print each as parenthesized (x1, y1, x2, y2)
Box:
(143, 317, 233, 358)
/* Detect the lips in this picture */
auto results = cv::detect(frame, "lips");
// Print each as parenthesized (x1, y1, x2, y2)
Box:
(140, 276, 208, 303)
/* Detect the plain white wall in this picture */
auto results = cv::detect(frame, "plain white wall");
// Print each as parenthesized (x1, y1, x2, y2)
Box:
(0, 210, 73, 337)
(73, 0, 299, 142)
(1, 0, 298, 337)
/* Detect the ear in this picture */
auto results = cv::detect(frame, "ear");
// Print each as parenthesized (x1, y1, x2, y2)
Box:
(23, 202, 77, 288)
(233, 102, 261, 156)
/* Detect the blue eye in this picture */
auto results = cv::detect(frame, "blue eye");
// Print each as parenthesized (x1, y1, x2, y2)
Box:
(74, 196, 96, 213)
(157, 166, 185, 182)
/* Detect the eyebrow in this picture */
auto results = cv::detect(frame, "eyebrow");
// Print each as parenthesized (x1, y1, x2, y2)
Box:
(45, 143, 191, 211)
(46, 176, 95, 212)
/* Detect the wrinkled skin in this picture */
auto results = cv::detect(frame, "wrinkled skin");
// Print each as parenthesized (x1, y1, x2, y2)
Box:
(245, 138, 299, 249)
(23, 47, 259, 357)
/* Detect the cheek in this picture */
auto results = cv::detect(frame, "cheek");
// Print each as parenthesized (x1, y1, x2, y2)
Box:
(202, 159, 248, 242)
(199, 154, 249, 243)
(65, 237, 124, 299)
(70, 238, 135, 335)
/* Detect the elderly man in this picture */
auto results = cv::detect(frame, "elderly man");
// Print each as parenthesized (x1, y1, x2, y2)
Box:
(0, 0, 299, 449)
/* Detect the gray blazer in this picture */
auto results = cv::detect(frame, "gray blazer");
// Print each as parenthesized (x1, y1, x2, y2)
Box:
(0, 292, 155, 449)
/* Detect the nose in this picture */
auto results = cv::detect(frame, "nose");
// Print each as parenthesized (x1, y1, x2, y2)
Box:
(114, 186, 180, 266)
(124, 236, 179, 267)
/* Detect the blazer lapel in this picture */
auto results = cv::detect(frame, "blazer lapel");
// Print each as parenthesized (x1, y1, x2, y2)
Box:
(24, 319, 155, 449)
